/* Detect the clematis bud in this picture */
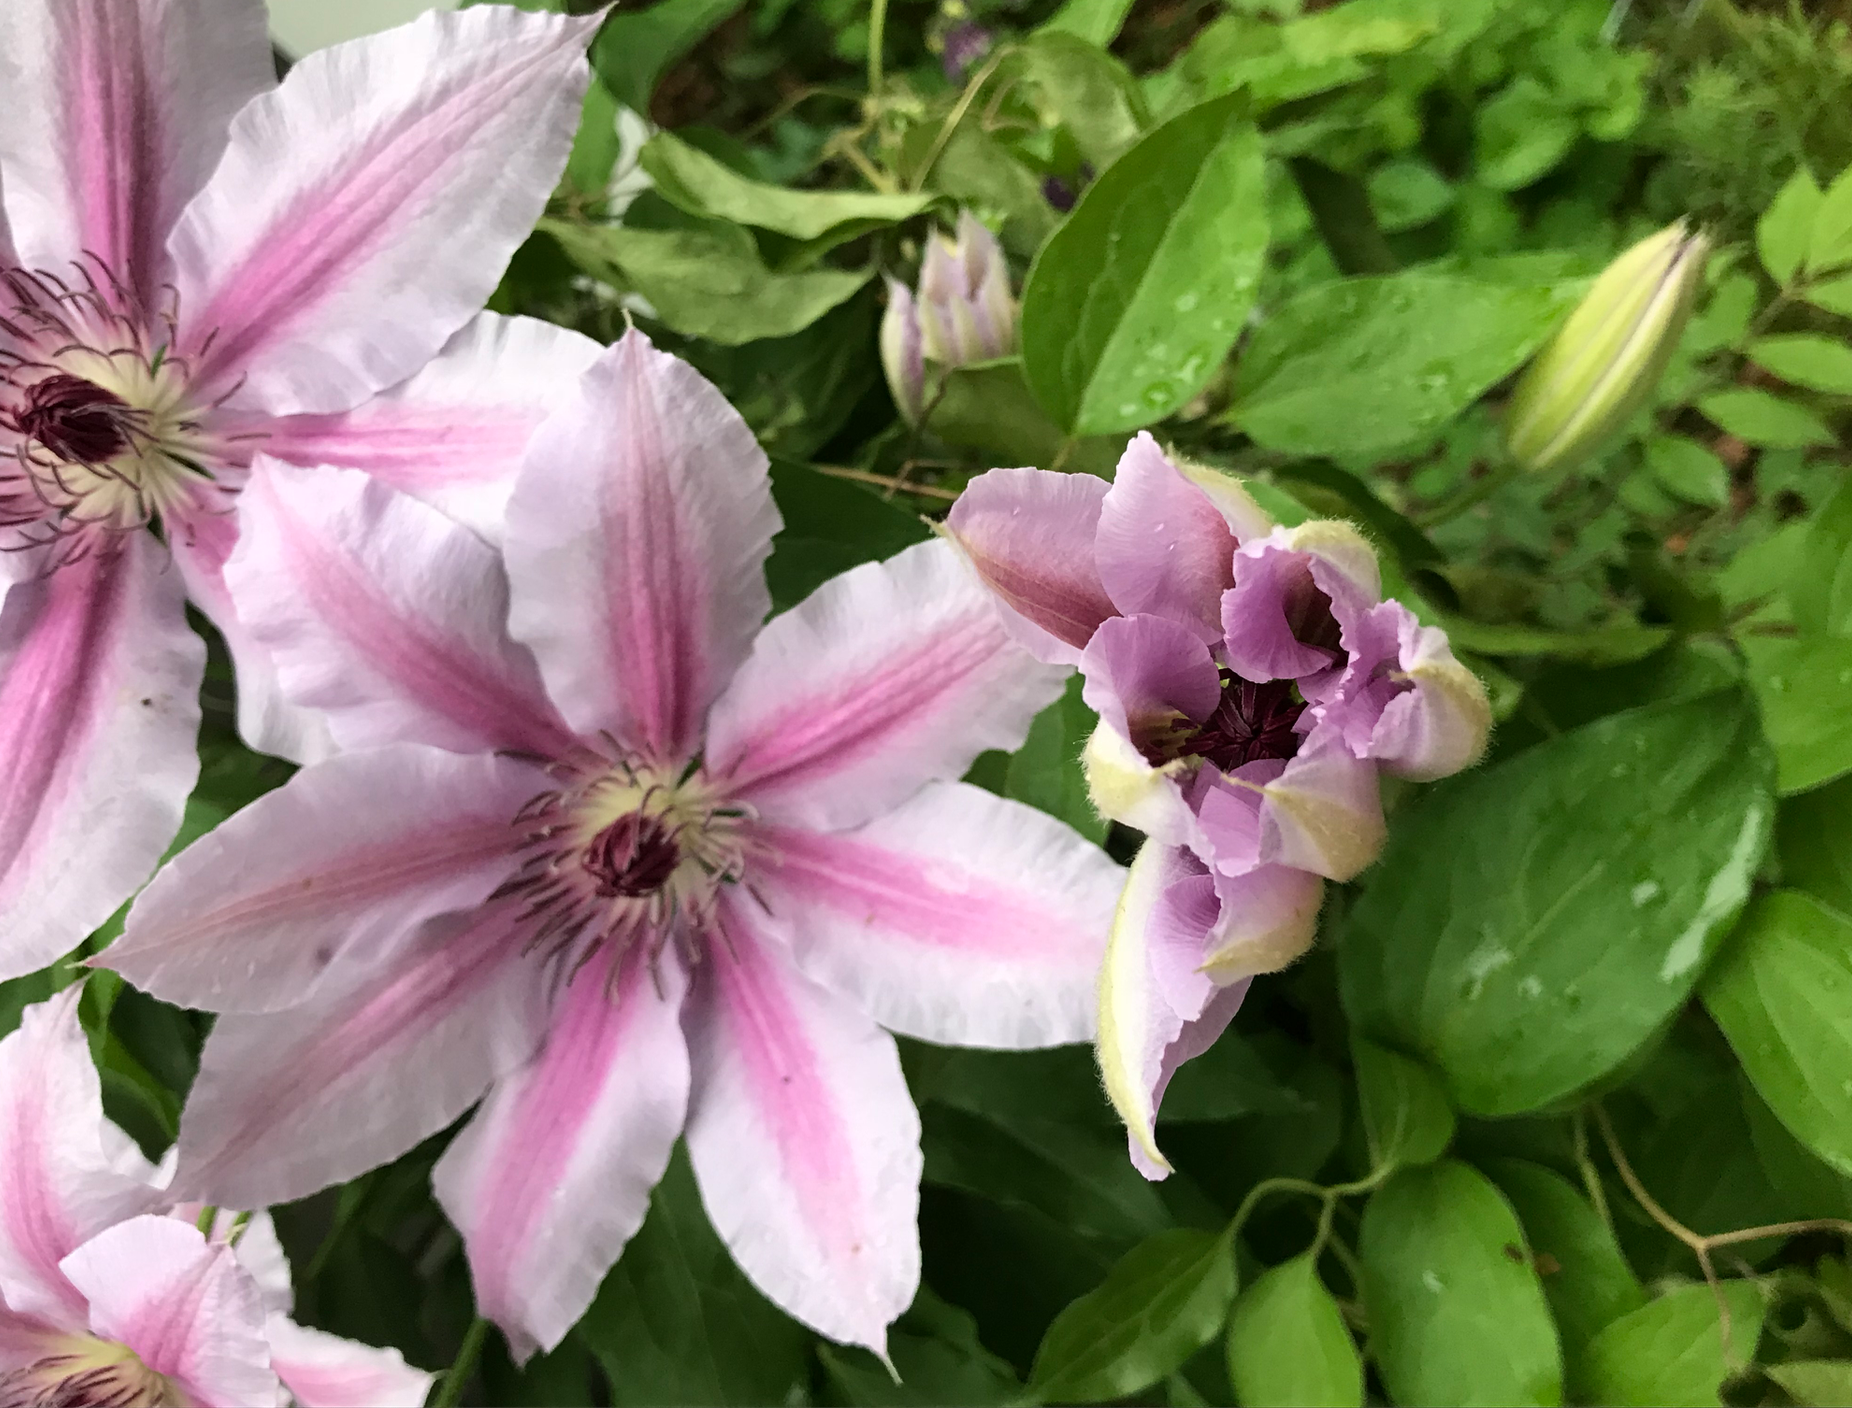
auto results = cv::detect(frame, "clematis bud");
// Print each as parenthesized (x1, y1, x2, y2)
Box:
(1505, 220, 1711, 473)
(880, 211, 1018, 423)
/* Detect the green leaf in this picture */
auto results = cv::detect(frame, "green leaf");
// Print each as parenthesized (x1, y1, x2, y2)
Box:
(1747, 334, 1852, 394)
(1028, 1229, 1237, 1404)
(1741, 635, 1852, 795)
(1778, 775, 1852, 916)
(641, 131, 933, 243)
(1368, 158, 1454, 233)
(580, 1147, 812, 1406)
(819, 1288, 1021, 1406)
(1339, 696, 1774, 1115)
(1353, 1036, 1455, 1171)
(1698, 389, 1836, 449)
(590, 0, 744, 114)
(1806, 274, 1852, 318)
(1792, 478, 1852, 637)
(1018, 32, 1145, 171)
(1037, 0, 1136, 48)
(542, 217, 870, 344)
(1577, 1282, 1764, 1407)
(1020, 94, 1267, 436)
(1432, 616, 1673, 665)
(1225, 1253, 1362, 1408)
(924, 124, 1057, 260)
(1479, 1158, 1645, 1366)
(1474, 78, 1580, 192)
(565, 76, 624, 199)
(1759, 168, 1824, 285)
(1005, 675, 1107, 844)
(1646, 435, 1730, 508)
(1765, 1360, 1852, 1407)
(764, 460, 930, 614)
(1228, 276, 1577, 457)
(1808, 164, 1852, 276)
(930, 359, 1122, 476)
(1704, 891, 1852, 1177)
(1359, 1161, 1562, 1407)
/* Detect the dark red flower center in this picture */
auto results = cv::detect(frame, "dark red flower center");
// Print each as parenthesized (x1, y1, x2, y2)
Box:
(15, 373, 136, 464)
(1177, 674, 1307, 772)
(584, 812, 682, 898)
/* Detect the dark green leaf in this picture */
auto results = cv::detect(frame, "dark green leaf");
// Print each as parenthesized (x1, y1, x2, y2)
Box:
(1028, 1229, 1237, 1404)
(1225, 1253, 1362, 1408)
(1792, 479, 1852, 638)
(765, 460, 931, 613)
(929, 360, 1122, 477)
(819, 1288, 1021, 1405)
(1741, 635, 1852, 795)
(590, 0, 745, 113)
(1228, 276, 1577, 456)
(1005, 676, 1107, 844)
(1778, 775, 1852, 916)
(1577, 1282, 1764, 1407)
(1358, 1161, 1562, 1407)
(1353, 1035, 1455, 1170)
(1340, 696, 1774, 1115)
(1434, 616, 1673, 666)
(1020, 95, 1267, 436)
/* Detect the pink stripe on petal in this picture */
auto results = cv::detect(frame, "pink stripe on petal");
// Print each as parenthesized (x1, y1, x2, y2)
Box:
(0, 535, 202, 982)
(708, 539, 1065, 832)
(175, 901, 552, 1211)
(435, 946, 689, 1361)
(170, 7, 594, 416)
(266, 1314, 431, 1408)
(506, 330, 779, 760)
(228, 459, 574, 758)
(684, 897, 920, 1352)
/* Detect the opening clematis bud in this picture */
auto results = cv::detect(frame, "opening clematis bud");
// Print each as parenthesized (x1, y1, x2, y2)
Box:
(1504, 220, 1711, 474)
(879, 212, 1018, 424)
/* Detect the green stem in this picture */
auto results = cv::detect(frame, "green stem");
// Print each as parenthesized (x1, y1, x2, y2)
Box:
(1416, 458, 1523, 528)
(429, 1318, 490, 1408)
(867, 0, 889, 99)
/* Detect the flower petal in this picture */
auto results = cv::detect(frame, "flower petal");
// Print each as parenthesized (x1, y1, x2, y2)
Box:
(1257, 733, 1385, 882)
(1095, 842, 1250, 1181)
(172, 6, 595, 416)
(707, 539, 1064, 831)
(227, 458, 574, 758)
(1080, 719, 1197, 846)
(166, 498, 335, 766)
(1221, 521, 1383, 685)
(944, 467, 1117, 665)
(1322, 601, 1490, 782)
(684, 895, 921, 1353)
(0, 534, 202, 982)
(1078, 612, 1222, 755)
(434, 947, 689, 1362)
(172, 901, 551, 1211)
(250, 313, 603, 545)
(0, 988, 160, 1328)
(757, 780, 1121, 1049)
(1197, 864, 1324, 984)
(505, 329, 780, 762)
(0, 0, 273, 292)
(104, 744, 540, 1015)
(265, 1314, 432, 1408)
(61, 1216, 277, 1408)
(1094, 434, 1238, 641)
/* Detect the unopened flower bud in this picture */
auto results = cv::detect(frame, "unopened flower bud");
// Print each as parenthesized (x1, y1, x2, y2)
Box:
(1505, 220, 1711, 473)
(880, 211, 1017, 424)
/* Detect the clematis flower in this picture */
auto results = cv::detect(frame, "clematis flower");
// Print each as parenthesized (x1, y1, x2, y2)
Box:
(0, 0, 604, 984)
(947, 434, 1491, 1176)
(100, 330, 1123, 1360)
(0, 986, 428, 1408)
(880, 212, 1017, 424)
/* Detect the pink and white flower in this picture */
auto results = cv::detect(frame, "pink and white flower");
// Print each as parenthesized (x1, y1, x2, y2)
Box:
(948, 434, 1491, 1176)
(100, 330, 1124, 1361)
(0, 986, 429, 1408)
(0, 0, 603, 983)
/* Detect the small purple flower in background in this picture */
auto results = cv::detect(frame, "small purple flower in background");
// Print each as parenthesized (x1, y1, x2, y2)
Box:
(100, 330, 1122, 1360)
(879, 211, 1017, 424)
(0, 987, 428, 1408)
(948, 434, 1491, 1177)
(0, 0, 603, 985)
(939, 19, 994, 81)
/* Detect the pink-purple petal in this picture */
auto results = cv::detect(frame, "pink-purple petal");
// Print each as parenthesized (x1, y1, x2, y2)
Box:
(505, 329, 780, 762)
(173, 901, 552, 1211)
(435, 947, 690, 1362)
(944, 467, 1118, 665)
(104, 744, 541, 1015)
(0, 534, 202, 982)
(1256, 732, 1386, 882)
(171, 7, 595, 415)
(684, 895, 921, 1353)
(227, 458, 574, 758)
(266, 1314, 432, 1408)
(1094, 434, 1237, 641)
(756, 781, 1121, 1049)
(1078, 612, 1221, 754)
(706, 539, 1064, 832)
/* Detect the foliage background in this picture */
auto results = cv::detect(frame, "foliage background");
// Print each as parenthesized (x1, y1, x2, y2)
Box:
(17, 0, 1852, 1403)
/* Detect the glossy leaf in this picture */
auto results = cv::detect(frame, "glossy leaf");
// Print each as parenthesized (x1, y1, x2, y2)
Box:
(1019, 94, 1267, 436)
(1353, 1036, 1455, 1171)
(1340, 695, 1774, 1115)
(1006, 675, 1108, 844)
(1777, 775, 1852, 916)
(1225, 1253, 1362, 1408)
(1791, 479, 1852, 638)
(1576, 1282, 1764, 1407)
(764, 460, 931, 613)
(591, 0, 746, 113)
(1358, 1161, 1562, 1407)
(929, 360, 1121, 477)
(1740, 635, 1852, 795)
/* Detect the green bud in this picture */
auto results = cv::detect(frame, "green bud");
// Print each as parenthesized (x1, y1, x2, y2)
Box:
(1504, 221, 1711, 473)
